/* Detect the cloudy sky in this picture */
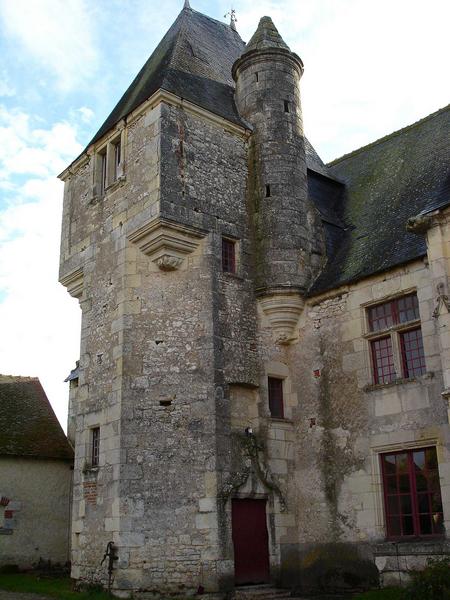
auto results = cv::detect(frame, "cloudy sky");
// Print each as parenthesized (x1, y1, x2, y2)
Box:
(0, 0, 449, 429)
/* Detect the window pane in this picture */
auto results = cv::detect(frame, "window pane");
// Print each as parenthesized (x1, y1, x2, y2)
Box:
(371, 337, 395, 384)
(397, 453, 408, 473)
(418, 493, 430, 513)
(397, 294, 420, 323)
(400, 495, 412, 514)
(402, 515, 414, 535)
(368, 301, 394, 332)
(388, 496, 399, 514)
(419, 514, 432, 535)
(413, 450, 425, 471)
(400, 328, 426, 378)
(399, 474, 410, 492)
(222, 238, 236, 273)
(416, 473, 428, 491)
(386, 476, 398, 493)
(388, 516, 401, 537)
(268, 377, 284, 419)
(383, 454, 397, 475)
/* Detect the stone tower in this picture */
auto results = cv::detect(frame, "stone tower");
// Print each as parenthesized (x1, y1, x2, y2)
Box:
(233, 17, 324, 343)
(59, 5, 326, 597)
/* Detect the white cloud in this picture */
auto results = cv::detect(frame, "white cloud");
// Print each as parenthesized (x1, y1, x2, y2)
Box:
(0, 106, 83, 428)
(77, 106, 94, 124)
(236, 0, 450, 161)
(0, 0, 99, 92)
(0, 106, 81, 182)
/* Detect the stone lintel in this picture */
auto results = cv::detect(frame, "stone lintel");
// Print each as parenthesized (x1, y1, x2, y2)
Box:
(60, 267, 84, 299)
(128, 217, 207, 271)
(258, 290, 304, 344)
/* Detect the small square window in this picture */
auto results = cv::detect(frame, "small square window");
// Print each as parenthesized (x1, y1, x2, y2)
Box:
(222, 238, 236, 273)
(268, 377, 284, 419)
(91, 427, 100, 467)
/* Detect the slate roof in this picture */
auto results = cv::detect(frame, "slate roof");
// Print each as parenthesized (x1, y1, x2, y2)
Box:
(0, 375, 73, 461)
(85, 5, 331, 179)
(310, 105, 450, 294)
(88, 5, 246, 147)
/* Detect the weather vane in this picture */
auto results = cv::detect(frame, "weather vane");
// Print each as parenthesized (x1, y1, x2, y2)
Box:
(224, 8, 237, 30)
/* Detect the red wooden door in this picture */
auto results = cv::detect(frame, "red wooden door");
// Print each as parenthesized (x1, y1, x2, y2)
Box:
(232, 498, 270, 585)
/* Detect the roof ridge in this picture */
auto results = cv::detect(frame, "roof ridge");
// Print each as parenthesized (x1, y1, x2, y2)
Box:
(327, 103, 450, 167)
(0, 374, 39, 382)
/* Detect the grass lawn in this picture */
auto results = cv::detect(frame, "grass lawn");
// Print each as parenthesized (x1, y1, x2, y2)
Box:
(353, 588, 405, 600)
(0, 573, 112, 599)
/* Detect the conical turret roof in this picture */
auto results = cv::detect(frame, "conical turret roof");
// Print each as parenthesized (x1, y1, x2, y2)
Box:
(244, 16, 290, 52)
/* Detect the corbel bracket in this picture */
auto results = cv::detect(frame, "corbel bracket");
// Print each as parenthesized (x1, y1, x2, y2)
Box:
(128, 217, 207, 271)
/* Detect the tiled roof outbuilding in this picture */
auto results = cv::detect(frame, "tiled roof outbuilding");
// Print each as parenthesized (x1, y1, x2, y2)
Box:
(0, 375, 73, 461)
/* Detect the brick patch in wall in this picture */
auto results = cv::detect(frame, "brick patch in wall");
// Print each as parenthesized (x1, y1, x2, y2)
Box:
(83, 481, 98, 505)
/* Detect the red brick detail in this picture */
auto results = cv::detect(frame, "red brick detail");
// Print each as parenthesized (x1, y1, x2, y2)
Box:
(4, 510, 13, 519)
(83, 481, 98, 505)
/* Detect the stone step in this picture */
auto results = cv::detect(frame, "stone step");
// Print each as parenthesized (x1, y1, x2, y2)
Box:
(234, 586, 292, 600)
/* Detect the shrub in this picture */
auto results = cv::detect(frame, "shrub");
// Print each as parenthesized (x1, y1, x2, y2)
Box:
(406, 557, 450, 600)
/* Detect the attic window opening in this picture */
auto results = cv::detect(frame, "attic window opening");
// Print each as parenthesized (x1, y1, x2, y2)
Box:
(265, 184, 271, 197)
(113, 139, 121, 182)
(284, 100, 290, 113)
(99, 149, 107, 196)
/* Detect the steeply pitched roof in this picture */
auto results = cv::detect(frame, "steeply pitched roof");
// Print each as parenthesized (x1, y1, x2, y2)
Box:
(244, 16, 290, 52)
(0, 375, 73, 461)
(310, 105, 450, 294)
(85, 5, 331, 179)
(89, 5, 246, 147)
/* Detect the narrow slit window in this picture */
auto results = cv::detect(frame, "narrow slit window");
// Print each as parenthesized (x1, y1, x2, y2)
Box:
(268, 377, 284, 419)
(284, 100, 290, 113)
(100, 151, 107, 195)
(113, 139, 121, 181)
(265, 184, 271, 197)
(255, 72, 259, 82)
(222, 238, 236, 273)
(91, 427, 100, 467)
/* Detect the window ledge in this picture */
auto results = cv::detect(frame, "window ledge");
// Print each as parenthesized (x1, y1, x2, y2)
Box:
(269, 417, 294, 426)
(364, 371, 434, 393)
(221, 271, 243, 281)
(105, 175, 126, 194)
(374, 538, 448, 555)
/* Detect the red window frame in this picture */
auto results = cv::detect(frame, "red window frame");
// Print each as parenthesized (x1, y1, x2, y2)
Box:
(371, 336, 396, 384)
(268, 377, 284, 419)
(91, 427, 100, 467)
(222, 238, 236, 273)
(400, 327, 426, 378)
(380, 447, 444, 539)
(367, 293, 425, 383)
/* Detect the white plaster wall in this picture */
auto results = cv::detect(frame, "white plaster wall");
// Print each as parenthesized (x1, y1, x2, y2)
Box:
(0, 457, 72, 568)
